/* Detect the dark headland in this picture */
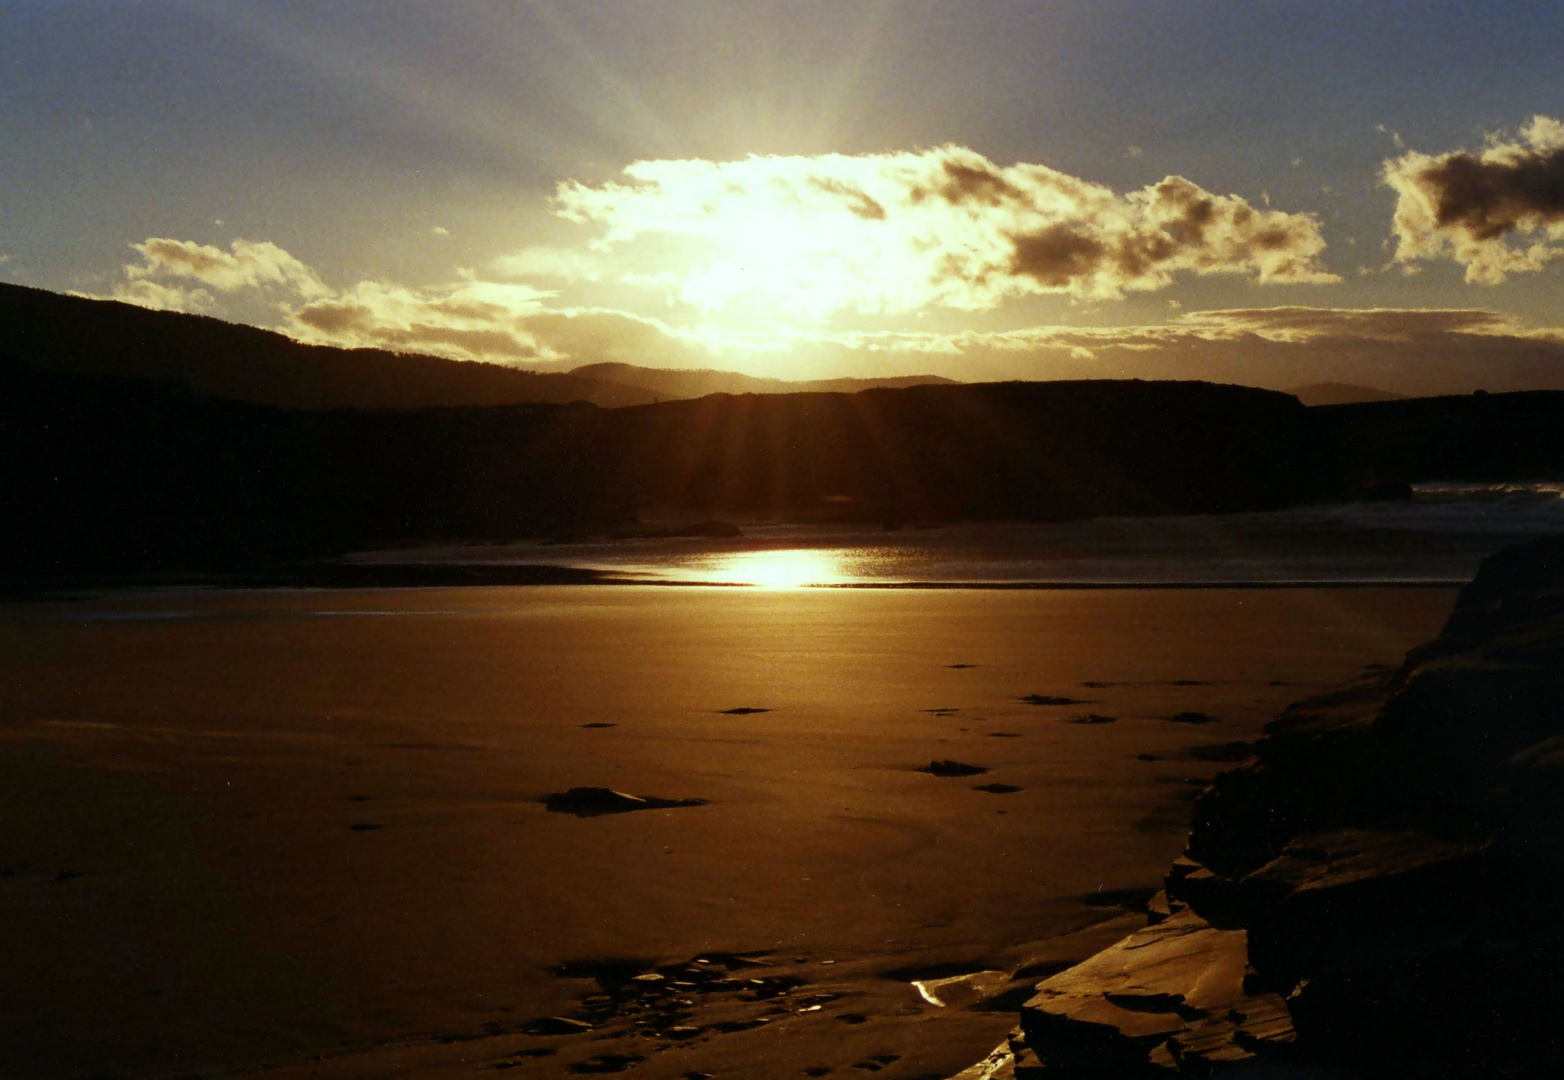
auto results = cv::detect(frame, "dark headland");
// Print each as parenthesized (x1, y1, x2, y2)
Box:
(4, 285, 1563, 589)
(961, 535, 1564, 1078)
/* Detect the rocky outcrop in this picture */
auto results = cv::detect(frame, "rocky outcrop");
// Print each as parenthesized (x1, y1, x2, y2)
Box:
(965, 536, 1564, 1078)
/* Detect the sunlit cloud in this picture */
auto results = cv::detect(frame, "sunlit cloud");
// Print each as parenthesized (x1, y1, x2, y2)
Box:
(554, 145, 1337, 319)
(105, 277, 217, 314)
(121, 237, 331, 298)
(90, 230, 1564, 396)
(490, 245, 606, 282)
(289, 279, 559, 362)
(1383, 115, 1564, 283)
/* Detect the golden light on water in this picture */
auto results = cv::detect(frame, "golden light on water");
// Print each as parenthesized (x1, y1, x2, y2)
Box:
(701, 549, 850, 588)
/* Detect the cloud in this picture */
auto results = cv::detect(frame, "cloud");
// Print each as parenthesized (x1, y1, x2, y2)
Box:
(123, 237, 332, 298)
(289, 279, 560, 363)
(1383, 115, 1564, 283)
(489, 245, 605, 282)
(554, 145, 1336, 318)
(691, 307, 1564, 395)
(96, 231, 1564, 396)
(106, 278, 218, 314)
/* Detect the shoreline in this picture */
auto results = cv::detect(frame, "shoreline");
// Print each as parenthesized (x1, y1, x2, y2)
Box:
(0, 560, 1470, 599)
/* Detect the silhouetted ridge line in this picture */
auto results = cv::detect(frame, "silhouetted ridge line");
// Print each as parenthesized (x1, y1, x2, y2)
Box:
(0, 282, 656, 410)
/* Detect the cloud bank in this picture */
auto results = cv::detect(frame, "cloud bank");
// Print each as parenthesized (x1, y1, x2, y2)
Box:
(555, 145, 1336, 316)
(1384, 116, 1564, 283)
(98, 230, 1564, 396)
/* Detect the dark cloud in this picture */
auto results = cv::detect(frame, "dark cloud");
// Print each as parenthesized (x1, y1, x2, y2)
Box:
(1384, 116, 1564, 282)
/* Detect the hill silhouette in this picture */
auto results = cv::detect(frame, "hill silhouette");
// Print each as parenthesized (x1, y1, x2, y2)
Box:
(1, 282, 657, 409)
(1286, 382, 1406, 406)
(0, 284, 955, 410)
(569, 362, 954, 400)
(2, 359, 1343, 582)
(7, 285, 1564, 585)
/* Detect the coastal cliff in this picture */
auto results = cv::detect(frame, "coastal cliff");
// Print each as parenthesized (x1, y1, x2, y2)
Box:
(962, 535, 1564, 1077)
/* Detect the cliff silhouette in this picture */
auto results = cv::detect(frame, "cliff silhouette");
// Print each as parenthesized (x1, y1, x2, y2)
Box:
(5, 286, 1564, 584)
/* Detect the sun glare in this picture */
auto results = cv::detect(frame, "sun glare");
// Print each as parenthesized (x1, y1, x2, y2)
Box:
(704, 549, 849, 588)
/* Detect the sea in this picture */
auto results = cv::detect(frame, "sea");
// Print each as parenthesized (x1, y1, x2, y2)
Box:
(349, 481, 1564, 588)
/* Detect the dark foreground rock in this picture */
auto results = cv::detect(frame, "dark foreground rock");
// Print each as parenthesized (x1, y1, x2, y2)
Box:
(922, 760, 990, 777)
(543, 788, 708, 817)
(958, 536, 1564, 1078)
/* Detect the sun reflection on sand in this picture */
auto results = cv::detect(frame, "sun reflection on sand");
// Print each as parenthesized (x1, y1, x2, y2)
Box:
(701, 549, 851, 588)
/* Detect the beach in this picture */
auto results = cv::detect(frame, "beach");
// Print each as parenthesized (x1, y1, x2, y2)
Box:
(0, 585, 1455, 1078)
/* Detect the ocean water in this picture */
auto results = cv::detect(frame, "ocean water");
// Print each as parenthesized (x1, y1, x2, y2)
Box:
(353, 482, 1564, 588)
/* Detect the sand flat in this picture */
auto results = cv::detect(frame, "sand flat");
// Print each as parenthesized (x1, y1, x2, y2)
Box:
(0, 586, 1454, 1078)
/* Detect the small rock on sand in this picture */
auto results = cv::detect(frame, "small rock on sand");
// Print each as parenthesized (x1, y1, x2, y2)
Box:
(1020, 694, 1083, 705)
(921, 760, 989, 777)
(1068, 714, 1118, 725)
(720, 707, 771, 715)
(1167, 711, 1220, 724)
(544, 788, 708, 817)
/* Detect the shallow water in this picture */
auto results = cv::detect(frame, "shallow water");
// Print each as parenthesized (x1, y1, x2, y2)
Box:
(351, 483, 1564, 587)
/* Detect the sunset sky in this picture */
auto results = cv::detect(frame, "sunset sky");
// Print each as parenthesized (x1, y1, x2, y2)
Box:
(3, 1, 1562, 393)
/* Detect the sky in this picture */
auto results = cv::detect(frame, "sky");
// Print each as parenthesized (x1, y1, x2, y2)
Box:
(2, 1, 1562, 394)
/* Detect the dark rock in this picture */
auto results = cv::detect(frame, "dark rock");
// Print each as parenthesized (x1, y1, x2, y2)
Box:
(921, 760, 988, 777)
(974, 783, 1022, 794)
(543, 788, 707, 817)
(1068, 714, 1117, 725)
(1184, 741, 1255, 763)
(1020, 694, 1083, 706)
(1163, 862, 1249, 929)
(1167, 711, 1219, 725)
(720, 706, 771, 715)
(520, 1016, 594, 1036)
(1145, 890, 1185, 925)
(568, 1053, 645, 1074)
(1240, 829, 1498, 985)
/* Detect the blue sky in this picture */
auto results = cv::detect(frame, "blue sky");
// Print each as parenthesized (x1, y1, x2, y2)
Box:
(3, 2, 1562, 391)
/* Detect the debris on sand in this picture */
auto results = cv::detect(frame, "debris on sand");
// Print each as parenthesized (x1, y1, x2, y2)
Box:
(1166, 711, 1219, 724)
(520, 1016, 594, 1036)
(1020, 694, 1083, 706)
(543, 788, 708, 818)
(1067, 714, 1118, 725)
(920, 760, 989, 777)
(974, 783, 1022, 794)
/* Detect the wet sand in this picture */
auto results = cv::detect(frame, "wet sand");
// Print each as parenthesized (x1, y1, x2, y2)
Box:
(0, 586, 1455, 1078)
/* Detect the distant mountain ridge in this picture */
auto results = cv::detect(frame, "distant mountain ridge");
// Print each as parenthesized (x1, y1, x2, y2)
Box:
(0, 283, 955, 410)
(0, 283, 657, 410)
(569, 361, 954, 400)
(1287, 382, 1407, 406)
